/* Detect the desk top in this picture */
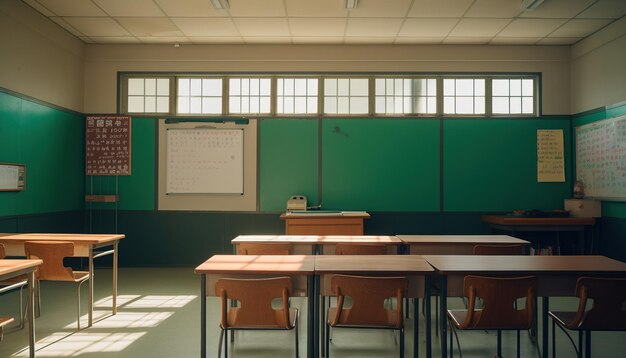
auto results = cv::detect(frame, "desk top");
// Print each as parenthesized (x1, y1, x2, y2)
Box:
(195, 255, 315, 275)
(0, 259, 42, 278)
(317, 235, 401, 244)
(315, 255, 433, 274)
(0, 233, 125, 244)
(423, 255, 626, 274)
(280, 212, 370, 219)
(481, 215, 596, 226)
(232, 235, 320, 244)
(398, 235, 529, 245)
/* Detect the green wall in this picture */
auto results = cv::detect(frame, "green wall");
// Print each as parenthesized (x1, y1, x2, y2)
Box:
(0, 90, 84, 217)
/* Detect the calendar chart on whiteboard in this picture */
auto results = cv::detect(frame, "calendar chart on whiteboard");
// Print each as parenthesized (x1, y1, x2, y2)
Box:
(166, 128, 244, 194)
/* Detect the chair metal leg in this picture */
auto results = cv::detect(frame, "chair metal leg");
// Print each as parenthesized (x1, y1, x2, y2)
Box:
(584, 331, 591, 358)
(77, 279, 88, 330)
(400, 328, 405, 358)
(517, 330, 521, 358)
(497, 330, 502, 357)
(218, 329, 224, 358)
(224, 329, 229, 358)
(552, 319, 556, 358)
(578, 331, 583, 358)
(295, 311, 299, 358)
(325, 324, 330, 358)
(450, 322, 454, 358)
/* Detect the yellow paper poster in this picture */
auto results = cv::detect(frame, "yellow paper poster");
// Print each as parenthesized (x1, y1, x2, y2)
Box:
(537, 129, 565, 182)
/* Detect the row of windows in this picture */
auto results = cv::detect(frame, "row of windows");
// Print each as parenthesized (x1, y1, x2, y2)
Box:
(122, 75, 537, 117)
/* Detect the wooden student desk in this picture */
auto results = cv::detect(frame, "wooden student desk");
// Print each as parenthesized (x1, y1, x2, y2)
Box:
(280, 212, 370, 235)
(195, 255, 317, 358)
(0, 233, 124, 327)
(0, 259, 42, 358)
(231, 235, 401, 255)
(314, 255, 434, 358)
(399, 235, 530, 255)
(481, 215, 596, 254)
(317, 235, 401, 254)
(422, 255, 626, 358)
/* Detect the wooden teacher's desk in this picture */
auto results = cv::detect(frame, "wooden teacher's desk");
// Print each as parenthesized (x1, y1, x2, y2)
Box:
(0, 233, 124, 327)
(195, 255, 317, 358)
(315, 255, 434, 358)
(280, 212, 370, 235)
(399, 235, 530, 255)
(0, 259, 42, 358)
(481, 215, 596, 254)
(422, 254, 626, 358)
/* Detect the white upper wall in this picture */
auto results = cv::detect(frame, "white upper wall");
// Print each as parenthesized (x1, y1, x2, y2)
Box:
(0, 0, 85, 112)
(571, 17, 626, 114)
(83, 43, 571, 115)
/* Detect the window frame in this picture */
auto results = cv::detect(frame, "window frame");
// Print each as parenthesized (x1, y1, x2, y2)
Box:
(119, 72, 541, 118)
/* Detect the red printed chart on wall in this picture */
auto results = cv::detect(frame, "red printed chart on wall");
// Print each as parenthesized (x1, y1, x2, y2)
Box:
(86, 116, 132, 176)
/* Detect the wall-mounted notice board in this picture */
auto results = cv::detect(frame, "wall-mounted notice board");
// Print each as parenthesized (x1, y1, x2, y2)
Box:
(166, 128, 244, 194)
(0, 163, 25, 191)
(576, 114, 626, 200)
(86, 115, 131, 176)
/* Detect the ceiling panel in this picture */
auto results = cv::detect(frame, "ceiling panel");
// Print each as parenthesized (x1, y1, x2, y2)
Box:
(348, 0, 413, 18)
(288, 18, 347, 37)
(37, 0, 107, 17)
(116, 18, 183, 37)
(549, 19, 612, 38)
(171, 18, 240, 37)
(22, 0, 626, 45)
(63, 17, 131, 37)
(408, 0, 474, 18)
(92, 0, 165, 17)
(449, 18, 511, 37)
(233, 18, 290, 37)
(346, 18, 404, 37)
(399, 18, 458, 37)
(498, 18, 568, 37)
(577, 0, 626, 19)
(443, 37, 492, 44)
(154, 0, 226, 17)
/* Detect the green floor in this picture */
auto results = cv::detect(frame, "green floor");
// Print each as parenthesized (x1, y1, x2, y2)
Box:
(0, 268, 623, 357)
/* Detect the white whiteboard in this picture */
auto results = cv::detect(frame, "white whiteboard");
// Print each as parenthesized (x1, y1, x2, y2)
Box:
(576, 114, 626, 200)
(166, 128, 244, 194)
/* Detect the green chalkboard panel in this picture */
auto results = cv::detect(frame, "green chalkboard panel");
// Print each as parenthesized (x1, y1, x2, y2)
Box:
(259, 119, 318, 212)
(322, 119, 440, 211)
(444, 118, 571, 212)
(86, 118, 156, 211)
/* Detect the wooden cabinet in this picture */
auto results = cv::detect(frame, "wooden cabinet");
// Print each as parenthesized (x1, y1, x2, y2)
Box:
(280, 213, 369, 235)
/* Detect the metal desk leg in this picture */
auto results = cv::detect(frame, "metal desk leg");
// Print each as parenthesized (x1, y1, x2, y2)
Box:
(542, 296, 549, 358)
(201, 274, 206, 358)
(113, 240, 118, 315)
(88, 247, 94, 327)
(413, 298, 419, 358)
(309, 275, 318, 358)
(425, 275, 431, 358)
(440, 275, 447, 358)
(27, 270, 36, 358)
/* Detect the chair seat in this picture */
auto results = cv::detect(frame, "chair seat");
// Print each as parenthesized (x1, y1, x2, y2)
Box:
(224, 307, 298, 330)
(0, 317, 15, 328)
(72, 271, 90, 283)
(328, 307, 402, 329)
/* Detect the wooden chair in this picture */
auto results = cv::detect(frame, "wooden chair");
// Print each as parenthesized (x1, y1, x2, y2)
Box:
(326, 275, 408, 358)
(447, 275, 537, 358)
(24, 241, 90, 330)
(473, 244, 526, 255)
(549, 277, 626, 358)
(215, 277, 299, 358)
(237, 243, 292, 255)
(0, 244, 28, 330)
(335, 243, 387, 255)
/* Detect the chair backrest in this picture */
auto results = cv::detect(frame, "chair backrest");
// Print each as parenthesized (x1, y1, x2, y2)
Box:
(237, 243, 292, 255)
(473, 244, 525, 255)
(335, 243, 387, 255)
(215, 277, 293, 329)
(460, 275, 536, 330)
(0, 243, 5, 259)
(570, 277, 626, 330)
(24, 241, 76, 281)
(330, 275, 408, 328)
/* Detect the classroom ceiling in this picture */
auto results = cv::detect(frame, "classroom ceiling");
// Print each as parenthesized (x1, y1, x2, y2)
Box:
(22, 0, 626, 46)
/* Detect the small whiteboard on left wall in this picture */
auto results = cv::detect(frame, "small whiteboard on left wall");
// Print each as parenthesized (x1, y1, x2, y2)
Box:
(0, 163, 26, 191)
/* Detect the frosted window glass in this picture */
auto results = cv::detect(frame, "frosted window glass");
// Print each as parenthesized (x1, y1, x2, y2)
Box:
(284, 78, 294, 94)
(229, 79, 240, 95)
(427, 79, 437, 96)
(443, 97, 455, 113)
(307, 98, 317, 113)
(492, 80, 509, 96)
(241, 97, 250, 113)
(190, 79, 202, 96)
(144, 97, 156, 112)
(157, 79, 169, 96)
(510, 79, 522, 96)
(260, 97, 271, 113)
(386, 79, 394, 95)
(456, 79, 473, 96)
(427, 97, 437, 113)
(295, 97, 307, 113)
(474, 79, 485, 96)
(375, 96, 385, 112)
(284, 97, 294, 113)
(493, 97, 509, 113)
(307, 79, 318, 95)
(325, 79, 337, 95)
(522, 97, 534, 114)
(145, 79, 156, 96)
(249, 79, 259, 95)
(350, 97, 368, 113)
(338, 97, 350, 114)
(277, 97, 283, 112)
(277, 79, 284, 94)
(337, 79, 349, 96)
(250, 97, 259, 112)
(260, 79, 271, 95)
(156, 97, 169, 113)
(386, 97, 394, 112)
(351, 79, 368, 96)
(294, 79, 306, 95)
(404, 79, 413, 96)
(394, 79, 403, 96)
(203, 79, 222, 96)
(375, 79, 385, 95)
(324, 97, 337, 113)
(510, 97, 522, 114)
(522, 79, 534, 96)
(203, 98, 221, 114)
(229, 97, 240, 113)
(417, 97, 427, 113)
(128, 96, 144, 112)
(241, 79, 250, 95)
(178, 97, 190, 113)
(394, 97, 403, 113)
(128, 79, 144, 95)
(475, 97, 485, 114)
(444, 79, 455, 96)
(403, 97, 413, 113)
(178, 79, 190, 96)
(456, 97, 473, 113)
(188, 97, 200, 113)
